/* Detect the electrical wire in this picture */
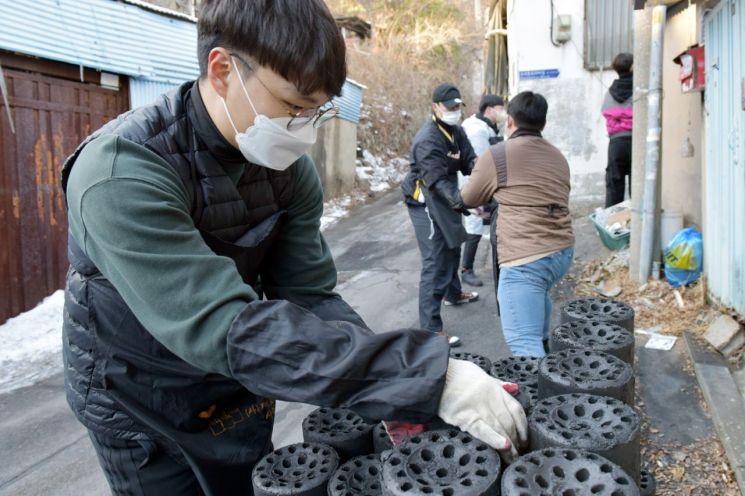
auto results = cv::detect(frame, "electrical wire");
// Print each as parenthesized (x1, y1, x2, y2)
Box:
(549, 0, 562, 47)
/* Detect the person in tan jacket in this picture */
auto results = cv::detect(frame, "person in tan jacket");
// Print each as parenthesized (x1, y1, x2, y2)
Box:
(460, 91, 574, 356)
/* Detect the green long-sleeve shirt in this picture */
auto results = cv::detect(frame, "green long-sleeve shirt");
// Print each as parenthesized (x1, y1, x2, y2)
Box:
(66, 134, 338, 376)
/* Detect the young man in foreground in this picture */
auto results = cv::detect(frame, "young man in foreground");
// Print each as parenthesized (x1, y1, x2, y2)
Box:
(61, 1, 526, 493)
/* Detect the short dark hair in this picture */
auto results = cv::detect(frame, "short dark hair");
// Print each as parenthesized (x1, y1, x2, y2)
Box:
(612, 53, 633, 76)
(507, 91, 548, 130)
(479, 94, 504, 113)
(197, 0, 347, 96)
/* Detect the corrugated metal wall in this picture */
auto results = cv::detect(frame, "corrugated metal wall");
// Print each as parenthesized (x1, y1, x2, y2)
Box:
(704, 0, 745, 316)
(333, 80, 365, 125)
(584, 0, 634, 70)
(130, 79, 182, 108)
(0, 61, 129, 323)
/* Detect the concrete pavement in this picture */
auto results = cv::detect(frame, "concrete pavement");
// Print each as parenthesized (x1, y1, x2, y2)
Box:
(0, 374, 104, 495)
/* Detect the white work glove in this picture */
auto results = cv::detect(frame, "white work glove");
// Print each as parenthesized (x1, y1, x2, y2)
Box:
(437, 358, 528, 461)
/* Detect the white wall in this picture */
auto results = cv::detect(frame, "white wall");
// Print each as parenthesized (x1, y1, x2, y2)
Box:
(660, 5, 703, 229)
(507, 0, 619, 201)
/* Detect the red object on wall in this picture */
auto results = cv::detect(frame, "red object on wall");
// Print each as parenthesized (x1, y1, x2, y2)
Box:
(673, 46, 705, 93)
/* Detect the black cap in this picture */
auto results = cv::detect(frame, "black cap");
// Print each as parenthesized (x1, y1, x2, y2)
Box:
(432, 83, 463, 107)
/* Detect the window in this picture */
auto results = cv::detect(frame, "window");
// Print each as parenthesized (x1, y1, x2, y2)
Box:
(584, 0, 634, 70)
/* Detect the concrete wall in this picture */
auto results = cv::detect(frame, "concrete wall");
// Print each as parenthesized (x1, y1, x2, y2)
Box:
(660, 5, 703, 230)
(506, 0, 618, 202)
(309, 118, 358, 199)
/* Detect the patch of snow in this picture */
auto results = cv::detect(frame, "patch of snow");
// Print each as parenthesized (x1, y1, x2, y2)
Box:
(0, 290, 64, 394)
(356, 150, 408, 193)
(320, 191, 366, 231)
(319, 151, 408, 232)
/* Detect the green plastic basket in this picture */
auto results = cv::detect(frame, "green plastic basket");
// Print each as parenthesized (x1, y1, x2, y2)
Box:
(590, 212, 630, 251)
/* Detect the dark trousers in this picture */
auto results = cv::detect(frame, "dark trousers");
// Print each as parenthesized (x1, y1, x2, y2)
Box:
(408, 205, 462, 332)
(461, 233, 482, 271)
(605, 136, 632, 207)
(88, 431, 203, 496)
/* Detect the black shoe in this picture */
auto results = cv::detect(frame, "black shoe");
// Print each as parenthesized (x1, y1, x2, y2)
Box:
(461, 269, 483, 287)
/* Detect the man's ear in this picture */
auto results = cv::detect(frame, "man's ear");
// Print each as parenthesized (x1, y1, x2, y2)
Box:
(206, 47, 233, 99)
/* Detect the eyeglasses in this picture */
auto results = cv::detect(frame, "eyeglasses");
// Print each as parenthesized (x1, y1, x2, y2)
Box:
(231, 53, 339, 131)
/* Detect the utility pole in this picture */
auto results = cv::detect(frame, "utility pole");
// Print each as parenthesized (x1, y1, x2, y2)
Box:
(637, 4, 666, 283)
(629, 5, 651, 282)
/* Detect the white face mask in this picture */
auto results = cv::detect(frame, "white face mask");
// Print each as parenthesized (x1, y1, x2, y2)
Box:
(440, 110, 462, 126)
(492, 109, 507, 124)
(221, 58, 317, 171)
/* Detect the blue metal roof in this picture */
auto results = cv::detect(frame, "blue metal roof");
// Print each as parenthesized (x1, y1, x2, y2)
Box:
(1, 0, 365, 121)
(0, 0, 199, 84)
(332, 79, 366, 125)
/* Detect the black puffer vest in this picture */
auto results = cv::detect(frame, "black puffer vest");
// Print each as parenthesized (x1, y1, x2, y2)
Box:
(61, 82, 293, 458)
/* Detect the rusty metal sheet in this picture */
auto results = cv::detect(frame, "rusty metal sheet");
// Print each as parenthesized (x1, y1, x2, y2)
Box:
(0, 56, 128, 323)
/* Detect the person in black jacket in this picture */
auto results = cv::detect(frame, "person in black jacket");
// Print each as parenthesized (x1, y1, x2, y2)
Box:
(60, 2, 526, 494)
(402, 83, 479, 347)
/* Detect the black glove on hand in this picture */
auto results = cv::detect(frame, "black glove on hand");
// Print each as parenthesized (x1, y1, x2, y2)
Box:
(431, 179, 470, 216)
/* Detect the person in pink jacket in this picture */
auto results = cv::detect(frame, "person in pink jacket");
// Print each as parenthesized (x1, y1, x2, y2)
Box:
(601, 53, 633, 207)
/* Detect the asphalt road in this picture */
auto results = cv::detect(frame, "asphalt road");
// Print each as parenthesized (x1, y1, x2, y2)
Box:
(0, 189, 509, 495)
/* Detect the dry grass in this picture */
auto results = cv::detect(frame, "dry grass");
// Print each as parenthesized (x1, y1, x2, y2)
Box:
(330, 0, 484, 157)
(570, 253, 711, 338)
(349, 49, 459, 157)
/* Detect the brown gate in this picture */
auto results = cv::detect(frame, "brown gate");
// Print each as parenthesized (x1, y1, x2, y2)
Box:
(0, 53, 129, 323)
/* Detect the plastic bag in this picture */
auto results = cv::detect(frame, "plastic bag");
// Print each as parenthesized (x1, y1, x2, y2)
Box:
(663, 227, 703, 287)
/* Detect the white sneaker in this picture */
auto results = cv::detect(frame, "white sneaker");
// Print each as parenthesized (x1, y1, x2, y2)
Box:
(437, 331, 462, 347)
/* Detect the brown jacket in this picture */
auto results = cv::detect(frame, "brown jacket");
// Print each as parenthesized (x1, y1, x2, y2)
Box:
(461, 129, 574, 264)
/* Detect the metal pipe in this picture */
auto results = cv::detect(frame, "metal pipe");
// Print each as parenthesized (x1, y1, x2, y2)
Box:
(638, 5, 666, 283)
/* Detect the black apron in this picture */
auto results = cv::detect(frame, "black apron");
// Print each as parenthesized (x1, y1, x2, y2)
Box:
(70, 208, 285, 494)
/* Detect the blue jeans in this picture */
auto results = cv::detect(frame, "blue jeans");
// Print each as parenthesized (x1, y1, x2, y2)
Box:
(497, 246, 574, 357)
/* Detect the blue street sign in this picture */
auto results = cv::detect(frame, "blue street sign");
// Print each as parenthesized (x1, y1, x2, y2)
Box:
(519, 69, 561, 80)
